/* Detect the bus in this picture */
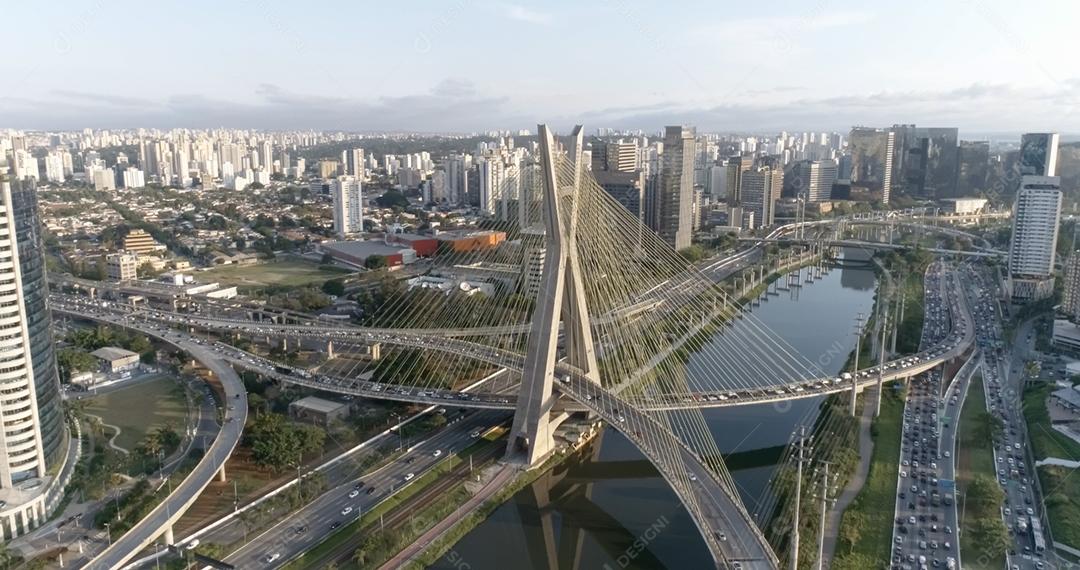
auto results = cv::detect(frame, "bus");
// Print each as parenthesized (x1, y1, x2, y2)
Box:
(1031, 516, 1047, 554)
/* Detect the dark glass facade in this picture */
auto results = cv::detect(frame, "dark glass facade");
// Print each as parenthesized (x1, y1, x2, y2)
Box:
(9, 179, 64, 472)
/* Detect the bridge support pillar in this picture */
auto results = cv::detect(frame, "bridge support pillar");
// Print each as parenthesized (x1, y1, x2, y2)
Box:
(217, 465, 226, 483)
(163, 524, 174, 546)
(508, 125, 600, 468)
(325, 340, 334, 359)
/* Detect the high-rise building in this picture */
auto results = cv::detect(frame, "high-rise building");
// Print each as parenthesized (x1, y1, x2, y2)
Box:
(0, 176, 67, 534)
(446, 155, 469, 206)
(890, 125, 959, 198)
(956, 140, 990, 196)
(848, 127, 895, 204)
(656, 126, 696, 250)
(594, 169, 646, 222)
(795, 159, 838, 203)
(122, 167, 145, 189)
(332, 176, 363, 237)
(1007, 175, 1062, 302)
(345, 148, 365, 178)
(741, 166, 783, 228)
(319, 159, 341, 179)
(1019, 133, 1059, 176)
(594, 139, 639, 173)
(1063, 253, 1080, 321)
(724, 155, 753, 206)
(92, 168, 115, 191)
(477, 157, 503, 217)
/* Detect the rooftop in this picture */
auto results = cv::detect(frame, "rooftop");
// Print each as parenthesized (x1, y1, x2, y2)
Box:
(90, 346, 139, 361)
(290, 396, 349, 414)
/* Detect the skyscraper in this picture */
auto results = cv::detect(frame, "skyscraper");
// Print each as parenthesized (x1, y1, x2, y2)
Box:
(956, 140, 990, 196)
(1007, 175, 1062, 302)
(657, 126, 696, 250)
(0, 175, 66, 535)
(848, 127, 895, 204)
(741, 166, 783, 228)
(1063, 253, 1080, 321)
(891, 126, 959, 198)
(446, 155, 469, 206)
(1019, 133, 1060, 176)
(332, 176, 363, 237)
(795, 159, 838, 203)
(724, 155, 752, 206)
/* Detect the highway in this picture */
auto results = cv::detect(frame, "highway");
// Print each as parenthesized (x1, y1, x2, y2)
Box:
(967, 267, 1050, 570)
(51, 295, 974, 414)
(68, 309, 249, 570)
(890, 262, 965, 570)
(219, 410, 509, 569)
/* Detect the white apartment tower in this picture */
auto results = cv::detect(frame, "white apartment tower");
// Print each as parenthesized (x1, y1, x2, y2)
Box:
(332, 176, 364, 237)
(1007, 175, 1063, 302)
(0, 176, 67, 538)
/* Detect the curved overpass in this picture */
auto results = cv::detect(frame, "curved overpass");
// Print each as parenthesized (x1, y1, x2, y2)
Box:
(59, 309, 249, 570)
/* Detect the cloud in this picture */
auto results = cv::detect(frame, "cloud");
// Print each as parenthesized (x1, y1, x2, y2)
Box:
(504, 4, 551, 24)
(0, 79, 521, 132)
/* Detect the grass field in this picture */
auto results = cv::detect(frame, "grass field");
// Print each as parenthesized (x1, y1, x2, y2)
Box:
(1023, 383, 1080, 461)
(84, 375, 188, 452)
(956, 373, 1005, 569)
(199, 259, 350, 288)
(1037, 464, 1080, 549)
(836, 386, 906, 566)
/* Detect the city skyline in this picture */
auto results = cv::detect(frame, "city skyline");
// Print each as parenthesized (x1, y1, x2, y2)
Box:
(3, 0, 1079, 134)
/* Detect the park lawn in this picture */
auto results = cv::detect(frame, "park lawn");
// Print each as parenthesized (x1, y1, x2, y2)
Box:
(199, 259, 349, 288)
(1037, 464, 1080, 549)
(84, 375, 188, 452)
(956, 374, 1005, 569)
(837, 386, 905, 563)
(1023, 383, 1080, 461)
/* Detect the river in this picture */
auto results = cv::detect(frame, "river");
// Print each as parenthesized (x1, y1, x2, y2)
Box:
(432, 248, 878, 570)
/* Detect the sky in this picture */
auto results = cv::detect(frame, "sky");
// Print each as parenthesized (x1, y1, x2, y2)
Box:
(3, 0, 1079, 136)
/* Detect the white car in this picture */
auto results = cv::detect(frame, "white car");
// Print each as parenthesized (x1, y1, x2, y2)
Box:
(341, 506, 353, 516)
(348, 489, 359, 498)
(404, 472, 415, 482)
(264, 553, 281, 564)
(433, 450, 442, 458)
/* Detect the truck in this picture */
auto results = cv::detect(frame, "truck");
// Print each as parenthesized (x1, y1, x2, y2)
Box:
(946, 557, 956, 570)
(840, 372, 853, 382)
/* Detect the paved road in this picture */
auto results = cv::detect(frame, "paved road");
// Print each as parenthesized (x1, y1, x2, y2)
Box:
(58, 308, 249, 570)
(967, 267, 1050, 570)
(890, 263, 964, 570)
(224, 411, 509, 568)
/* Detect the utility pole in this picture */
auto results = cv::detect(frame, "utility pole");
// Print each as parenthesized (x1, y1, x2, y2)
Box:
(877, 312, 888, 417)
(815, 462, 833, 570)
(851, 313, 864, 417)
(790, 426, 809, 570)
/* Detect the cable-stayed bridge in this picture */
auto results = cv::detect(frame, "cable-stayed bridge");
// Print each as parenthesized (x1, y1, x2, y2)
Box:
(61, 125, 977, 570)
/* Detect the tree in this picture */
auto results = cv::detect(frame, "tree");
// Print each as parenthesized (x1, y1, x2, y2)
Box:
(831, 553, 875, 570)
(839, 511, 865, 553)
(364, 255, 388, 270)
(56, 348, 98, 381)
(321, 279, 346, 297)
(375, 189, 409, 209)
(678, 244, 705, 263)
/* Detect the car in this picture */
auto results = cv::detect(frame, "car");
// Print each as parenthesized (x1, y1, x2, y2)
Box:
(433, 450, 442, 458)
(330, 521, 342, 530)
(354, 481, 365, 490)
(366, 486, 376, 495)
(341, 506, 353, 516)
(404, 473, 415, 482)
(470, 429, 481, 438)
(264, 553, 281, 564)
(294, 525, 307, 535)
(184, 539, 200, 550)
(348, 489, 359, 498)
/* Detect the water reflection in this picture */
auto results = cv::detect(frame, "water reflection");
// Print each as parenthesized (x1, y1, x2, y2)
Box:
(434, 257, 878, 570)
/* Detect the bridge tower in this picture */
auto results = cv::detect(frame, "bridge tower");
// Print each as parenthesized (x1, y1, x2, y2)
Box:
(507, 124, 601, 467)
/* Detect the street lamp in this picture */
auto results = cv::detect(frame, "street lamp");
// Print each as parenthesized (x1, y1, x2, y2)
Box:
(103, 523, 111, 547)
